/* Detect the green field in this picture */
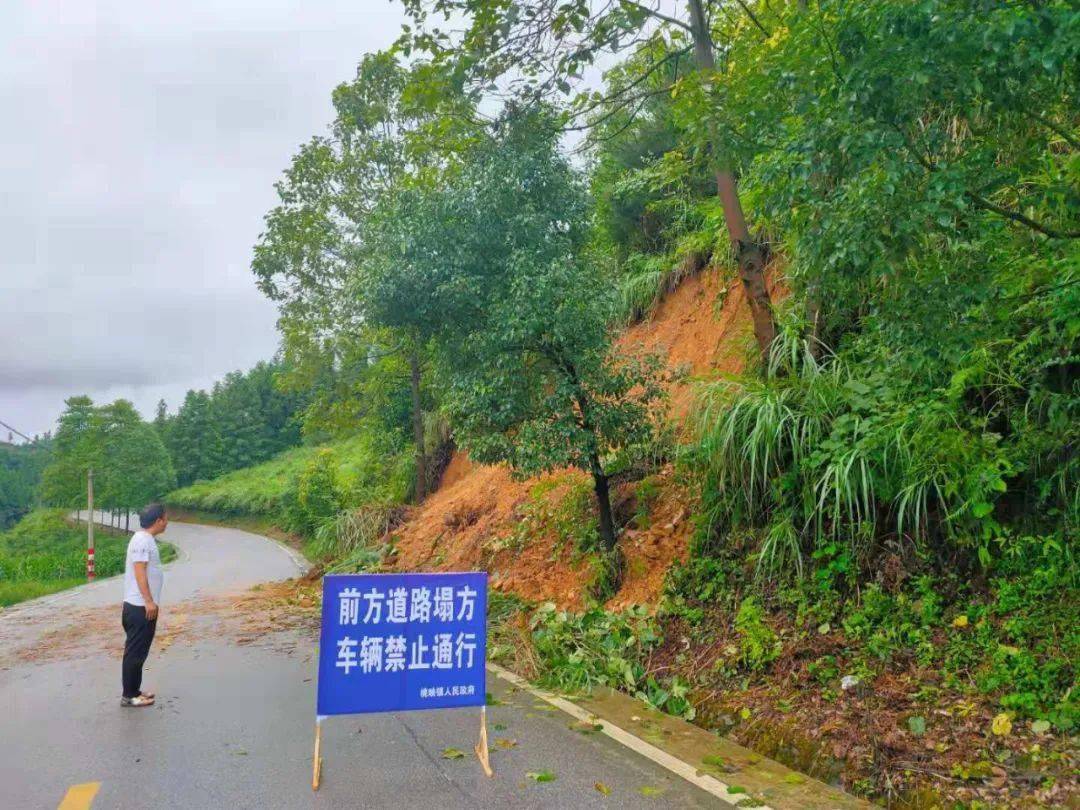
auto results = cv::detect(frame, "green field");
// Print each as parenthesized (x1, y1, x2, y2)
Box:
(0, 509, 176, 607)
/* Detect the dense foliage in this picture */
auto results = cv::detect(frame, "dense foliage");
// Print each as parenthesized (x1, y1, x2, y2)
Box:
(158, 361, 305, 487)
(676, 2, 1078, 568)
(41, 397, 175, 515)
(252, 47, 667, 550)
(0, 440, 49, 530)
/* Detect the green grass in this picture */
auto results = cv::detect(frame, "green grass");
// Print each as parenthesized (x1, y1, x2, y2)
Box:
(0, 578, 84, 608)
(0, 509, 176, 608)
(166, 433, 413, 518)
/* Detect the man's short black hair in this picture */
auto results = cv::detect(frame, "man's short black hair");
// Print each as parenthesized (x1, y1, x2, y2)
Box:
(139, 502, 167, 529)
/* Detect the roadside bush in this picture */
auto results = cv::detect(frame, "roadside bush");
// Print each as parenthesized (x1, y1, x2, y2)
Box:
(734, 597, 781, 671)
(283, 449, 343, 537)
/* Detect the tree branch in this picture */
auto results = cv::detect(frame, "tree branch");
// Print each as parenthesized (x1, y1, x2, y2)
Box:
(619, 0, 692, 33)
(966, 192, 1080, 239)
(1025, 110, 1080, 151)
(733, 0, 771, 37)
(893, 122, 1079, 239)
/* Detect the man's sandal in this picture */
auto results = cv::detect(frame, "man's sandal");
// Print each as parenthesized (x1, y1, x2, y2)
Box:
(140, 691, 155, 699)
(121, 695, 155, 707)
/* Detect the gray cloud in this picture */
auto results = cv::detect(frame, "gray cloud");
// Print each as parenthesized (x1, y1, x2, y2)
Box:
(0, 0, 406, 438)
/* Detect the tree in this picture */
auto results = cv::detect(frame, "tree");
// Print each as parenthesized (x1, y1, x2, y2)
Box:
(253, 51, 479, 501)
(364, 115, 665, 549)
(116, 423, 176, 514)
(398, 0, 779, 358)
(0, 439, 50, 529)
(152, 398, 171, 450)
(40, 396, 98, 509)
(41, 398, 175, 524)
(167, 390, 223, 486)
(95, 400, 176, 519)
(446, 257, 665, 551)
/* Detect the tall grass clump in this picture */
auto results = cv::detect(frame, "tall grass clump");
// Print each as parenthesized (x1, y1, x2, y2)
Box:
(617, 248, 708, 325)
(690, 321, 1033, 582)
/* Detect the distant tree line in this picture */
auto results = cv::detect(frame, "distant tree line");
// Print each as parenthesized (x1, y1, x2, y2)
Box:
(155, 361, 306, 487)
(31, 362, 306, 526)
(40, 397, 176, 526)
(0, 440, 50, 530)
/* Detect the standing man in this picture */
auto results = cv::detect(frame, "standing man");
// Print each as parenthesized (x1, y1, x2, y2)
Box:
(121, 502, 168, 707)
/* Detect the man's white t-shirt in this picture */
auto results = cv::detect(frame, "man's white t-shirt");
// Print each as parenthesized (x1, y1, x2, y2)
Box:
(123, 530, 164, 606)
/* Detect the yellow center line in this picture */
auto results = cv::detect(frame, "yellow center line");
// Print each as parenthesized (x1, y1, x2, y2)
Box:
(57, 782, 100, 810)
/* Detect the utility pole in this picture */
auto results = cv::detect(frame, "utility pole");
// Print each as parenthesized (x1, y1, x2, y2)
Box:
(87, 468, 95, 581)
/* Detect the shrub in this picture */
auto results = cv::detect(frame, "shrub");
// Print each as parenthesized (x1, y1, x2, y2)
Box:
(734, 597, 780, 671)
(284, 449, 343, 537)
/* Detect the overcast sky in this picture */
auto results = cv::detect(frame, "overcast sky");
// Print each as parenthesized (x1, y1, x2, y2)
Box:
(0, 0, 407, 440)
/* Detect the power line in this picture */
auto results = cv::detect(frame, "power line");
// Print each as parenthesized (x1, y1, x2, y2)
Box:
(0, 418, 33, 443)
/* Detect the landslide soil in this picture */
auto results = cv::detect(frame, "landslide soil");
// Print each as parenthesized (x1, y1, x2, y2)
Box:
(385, 265, 764, 611)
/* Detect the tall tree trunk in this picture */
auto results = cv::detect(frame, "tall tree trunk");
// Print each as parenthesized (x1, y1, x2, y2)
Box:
(569, 383, 618, 552)
(409, 351, 427, 503)
(686, 0, 777, 361)
(591, 467, 616, 553)
(125, 511, 130, 532)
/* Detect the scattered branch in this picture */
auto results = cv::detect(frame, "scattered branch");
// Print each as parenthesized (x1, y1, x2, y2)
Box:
(733, 0, 772, 37)
(1024, 110, 1080, 151)
(966, 192, 1080, 240)
(619, 0, 693, 33)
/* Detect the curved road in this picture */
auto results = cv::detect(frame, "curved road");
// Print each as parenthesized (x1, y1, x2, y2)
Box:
(0, 520, 719, 809)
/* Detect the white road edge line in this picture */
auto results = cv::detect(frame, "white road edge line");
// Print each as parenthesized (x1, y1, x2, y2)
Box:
(268, 538, 308, 575)
(487, 661, 774, 808)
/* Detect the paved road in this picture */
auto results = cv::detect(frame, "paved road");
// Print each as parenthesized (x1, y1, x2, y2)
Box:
(0, 521, 719, 809)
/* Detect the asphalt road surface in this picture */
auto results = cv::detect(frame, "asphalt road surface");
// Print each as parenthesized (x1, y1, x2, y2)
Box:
(0, 520, 719, 809)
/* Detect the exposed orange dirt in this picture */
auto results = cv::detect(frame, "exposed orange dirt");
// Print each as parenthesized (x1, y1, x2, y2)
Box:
(617, 265, 754, 422)
(387, 264, 770, 610)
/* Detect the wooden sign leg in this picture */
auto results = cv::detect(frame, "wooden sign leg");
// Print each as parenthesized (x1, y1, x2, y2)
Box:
(312, 720, 323, 791)
(475, 705, 493, 777)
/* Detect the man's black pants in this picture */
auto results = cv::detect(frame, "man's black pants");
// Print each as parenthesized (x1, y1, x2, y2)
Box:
(121, 602, 157, 698)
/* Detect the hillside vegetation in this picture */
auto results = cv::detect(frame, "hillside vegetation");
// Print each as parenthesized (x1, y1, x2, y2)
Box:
(0, 440, 49, 530)
(104, 1, 1079, 805)
(166, 433, 413, 538)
